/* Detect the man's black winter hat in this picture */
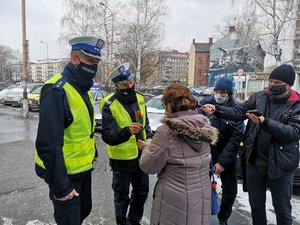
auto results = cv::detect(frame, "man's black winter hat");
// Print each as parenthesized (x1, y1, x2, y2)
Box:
(269, 64, 295, 86)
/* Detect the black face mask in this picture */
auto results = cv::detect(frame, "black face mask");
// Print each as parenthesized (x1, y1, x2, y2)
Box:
(116, 85, 136, 103)
(119, 86, 135, 96)
(63, 62, 94, 92)
(269, 84, 287, 96)
(76, 61, 98, 82)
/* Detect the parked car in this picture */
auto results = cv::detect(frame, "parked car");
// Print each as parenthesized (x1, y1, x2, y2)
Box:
(294, 162, 300, 195)
(141, 92, 155, 103)
(0, 82, 8, 91)
(2, 83, 43, 107)
(145, 94, 203, 133)
(0, 86, 17, 104)
(236, 143, 300, 196)
(146, 95, 165, 132)
(92, 88, 108, 131)
(2, 87, 24, 107)
(26, 85, 42, 111)
(190, 86, 206, 97)
(200, 86, 215, 96)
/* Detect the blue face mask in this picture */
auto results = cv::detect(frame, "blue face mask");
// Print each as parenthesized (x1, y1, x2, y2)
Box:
(77, 61, 98, 82)
(269, 84, 286, 96)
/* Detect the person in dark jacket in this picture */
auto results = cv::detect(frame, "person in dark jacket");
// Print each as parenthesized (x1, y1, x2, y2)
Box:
(202, 64, 300, 225)
(100, 63, 153, 225)
(35, 36, 104, 225)
(198, 77, 244, 225)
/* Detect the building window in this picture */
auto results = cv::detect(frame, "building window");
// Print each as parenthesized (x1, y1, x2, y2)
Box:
(198, 69, 202, 77)
(198, 57, 203, 65)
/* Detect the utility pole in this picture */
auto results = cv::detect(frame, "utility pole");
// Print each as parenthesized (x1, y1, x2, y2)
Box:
(22, 0, 29, 118)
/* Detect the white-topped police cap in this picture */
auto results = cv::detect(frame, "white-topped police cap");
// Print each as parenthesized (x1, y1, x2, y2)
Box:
(69, 36, 105, 60)
(107, 63, 133, 83)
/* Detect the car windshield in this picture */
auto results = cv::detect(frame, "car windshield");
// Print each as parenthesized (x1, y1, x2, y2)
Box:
(30, 86, 42, 94)
(146, 97, 164, 110)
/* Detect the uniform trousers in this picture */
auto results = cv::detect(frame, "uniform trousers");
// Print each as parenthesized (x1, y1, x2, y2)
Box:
(50, 170, 92, 225)
(112, 166, 149, 225)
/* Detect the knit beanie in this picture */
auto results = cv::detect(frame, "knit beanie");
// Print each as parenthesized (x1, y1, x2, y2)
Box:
(214, 77, 233, 94)
(269, 64, 295, 86)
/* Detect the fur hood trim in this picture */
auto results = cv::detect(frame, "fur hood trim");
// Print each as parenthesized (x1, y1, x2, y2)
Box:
(162, 117, 218, 145)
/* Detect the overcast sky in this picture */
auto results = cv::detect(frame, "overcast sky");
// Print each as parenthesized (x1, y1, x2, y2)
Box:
(0, 0, 233, 61)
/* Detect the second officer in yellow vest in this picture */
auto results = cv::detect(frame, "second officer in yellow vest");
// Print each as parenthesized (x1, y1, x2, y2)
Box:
(100, 63, 153, 225)
(35, 36, 104, 225)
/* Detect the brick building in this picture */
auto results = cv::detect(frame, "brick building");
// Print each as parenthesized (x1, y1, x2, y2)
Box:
(188, 38, 213, 87)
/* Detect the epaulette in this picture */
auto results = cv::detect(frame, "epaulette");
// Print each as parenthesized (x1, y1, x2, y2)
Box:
(53, 77, 68, 90)
(105, 95, 116, 107)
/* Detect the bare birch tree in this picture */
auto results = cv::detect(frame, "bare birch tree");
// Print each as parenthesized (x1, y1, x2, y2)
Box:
(0, 45, 17, 83)
(60, 0, 120, 83)
(115, 0, 168, 83)
(230, 0, 297, 65)
(215, 10, 259, 40)
(60, 0, 167, 84)
(60, 0, 95, 39)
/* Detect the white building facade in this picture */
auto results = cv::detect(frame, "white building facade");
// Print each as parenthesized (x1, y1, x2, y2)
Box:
(30, 58, 68, 82)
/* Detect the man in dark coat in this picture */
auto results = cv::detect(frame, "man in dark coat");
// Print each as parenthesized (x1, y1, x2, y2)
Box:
(199, 77, 244, 225)
(203, 64, 300, 225)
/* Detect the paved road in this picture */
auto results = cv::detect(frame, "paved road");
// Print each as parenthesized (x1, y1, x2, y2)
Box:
(0, 104, 299, 225)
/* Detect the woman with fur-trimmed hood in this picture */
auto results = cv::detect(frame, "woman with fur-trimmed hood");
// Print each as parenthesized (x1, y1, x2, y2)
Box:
(138, 84, 218, 225)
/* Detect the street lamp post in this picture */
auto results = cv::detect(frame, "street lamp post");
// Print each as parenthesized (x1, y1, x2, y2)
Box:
(22, 0, 29, 118)
(40, 41, 49, 80)
(100, 3, 114, 75)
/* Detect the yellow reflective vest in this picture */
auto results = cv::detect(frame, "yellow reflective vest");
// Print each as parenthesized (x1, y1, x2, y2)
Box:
(35, 74, 96, 174)
(100, 93, 146, 160)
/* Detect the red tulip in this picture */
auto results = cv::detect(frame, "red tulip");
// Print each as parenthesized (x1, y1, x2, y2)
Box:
(135, 110, 144, 140)
(135, 111, 143, 124)
(136, 110, 142, 118)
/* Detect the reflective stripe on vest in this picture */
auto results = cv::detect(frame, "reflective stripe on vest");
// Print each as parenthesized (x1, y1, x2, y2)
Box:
(100, 93, 146, 160)
(35, 74, 96, 174)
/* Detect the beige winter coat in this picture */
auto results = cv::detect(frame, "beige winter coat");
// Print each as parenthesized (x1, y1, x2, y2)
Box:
(139, 110, 218, 225)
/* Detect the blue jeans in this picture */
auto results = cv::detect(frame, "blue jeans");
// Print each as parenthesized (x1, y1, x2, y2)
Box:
(246, 162, 293, 225)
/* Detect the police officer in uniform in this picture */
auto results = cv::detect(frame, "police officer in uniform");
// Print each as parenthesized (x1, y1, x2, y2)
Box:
(100, 63, 152, 225)
(35, 36, 104, 225)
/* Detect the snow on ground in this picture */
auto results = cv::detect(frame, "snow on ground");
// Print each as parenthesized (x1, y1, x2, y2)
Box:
(1, 218, 55, 225)
(2, 179, 300, 225)
(216, 177, 300, 225)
